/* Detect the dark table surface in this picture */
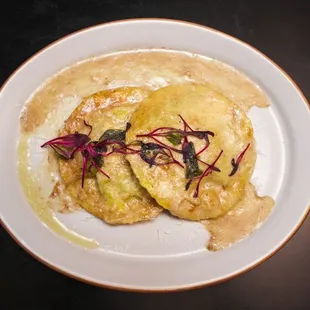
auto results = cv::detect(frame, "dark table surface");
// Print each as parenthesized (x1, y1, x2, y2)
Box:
(1, 1, 309, 309)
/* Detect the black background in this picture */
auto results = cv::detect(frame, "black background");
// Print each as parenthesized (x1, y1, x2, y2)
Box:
(1, 1, 309, 309)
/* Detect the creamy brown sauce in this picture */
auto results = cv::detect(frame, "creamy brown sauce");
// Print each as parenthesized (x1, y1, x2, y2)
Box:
(18, 49, 273, 250)
(20, 49, 268, 133)
(203, 183, 274, 251)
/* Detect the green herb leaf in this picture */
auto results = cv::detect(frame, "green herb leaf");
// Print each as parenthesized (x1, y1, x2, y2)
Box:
(166, 133, 183, 145)
(140, 143, 164, 167)
(93, 155, 103, 168)
(182, 142, 203, 179)
(100, 129, 125, 142)
(98, 123, 131, 142)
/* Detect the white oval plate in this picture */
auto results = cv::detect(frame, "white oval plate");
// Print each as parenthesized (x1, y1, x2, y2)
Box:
(0, 19, 309, 291)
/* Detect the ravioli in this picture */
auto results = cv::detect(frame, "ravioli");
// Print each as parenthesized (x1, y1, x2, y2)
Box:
(126, 84, 256, 221)
(58, 87, 162, 224)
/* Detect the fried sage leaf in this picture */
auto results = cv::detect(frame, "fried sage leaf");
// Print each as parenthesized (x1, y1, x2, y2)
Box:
(99, 123, 131, 142)
(182, 141, 202, 179)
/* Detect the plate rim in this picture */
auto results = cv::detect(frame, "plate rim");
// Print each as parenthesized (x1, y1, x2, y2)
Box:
(1, 17, 309, 292)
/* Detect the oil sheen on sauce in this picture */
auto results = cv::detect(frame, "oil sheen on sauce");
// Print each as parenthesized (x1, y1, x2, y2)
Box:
(18, 49, 274, 250)
(18, 136, 99, 249)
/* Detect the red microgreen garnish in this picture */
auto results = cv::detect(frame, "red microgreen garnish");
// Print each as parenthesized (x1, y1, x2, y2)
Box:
(137, 115, 214, 154)
(84, 120, 93, 136)
(139, 142, 184, 168)
(42, 123, 133, 188)
(41, 133, 91, 159)
(190, 150, 224, 198)
(42, 115, 249, 198)
(80, 142, 110, 188)
(136, 115, 222, 197)
(229, 143, 250, 177)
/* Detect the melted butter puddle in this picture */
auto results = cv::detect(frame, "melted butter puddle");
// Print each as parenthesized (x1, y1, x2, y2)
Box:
(18, 135, 99, 249)
(203, 183, 274, 251)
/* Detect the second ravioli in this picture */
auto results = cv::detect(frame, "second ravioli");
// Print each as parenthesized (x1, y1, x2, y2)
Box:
(59, 87, 162, 224)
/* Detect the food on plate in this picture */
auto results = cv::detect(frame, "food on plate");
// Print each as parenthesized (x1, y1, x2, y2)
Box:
(19, 49, 274, 250)
(44, 87, 162, 224)
(126, 84, 256, 220)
